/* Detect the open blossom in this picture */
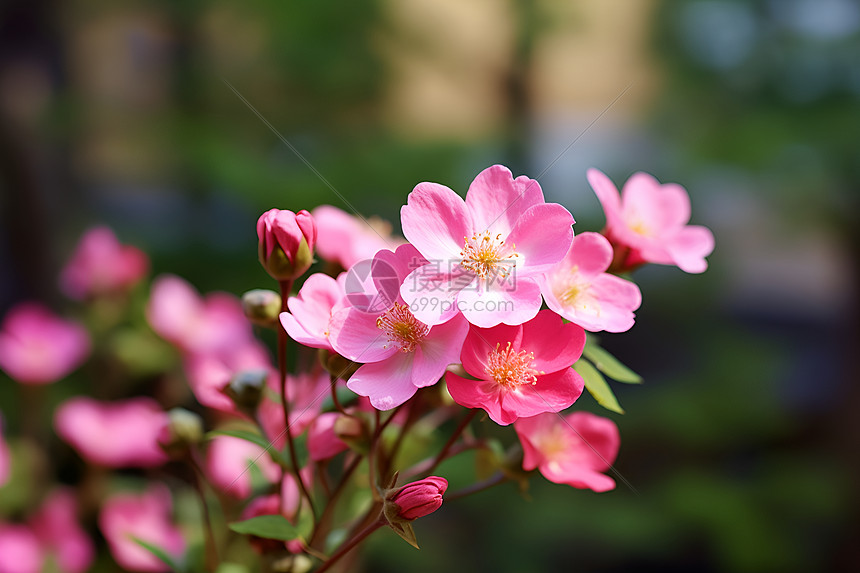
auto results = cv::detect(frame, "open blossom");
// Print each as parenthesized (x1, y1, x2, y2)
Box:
(515, 411, 620, 492)
(54, 397, 169, 468)
(29, 489, 95, 573)
(205, 434, 281, 499)
(400, 164, 574, 328)
(539, 232, 642, 333)
(312, 205, 404, 269)
(587, 168, 715, 273)
(445, 309, 585, 425)
(257, 208, 317, 281)
(59, 226, 148, 300)
(329, 244, 469, 410)
(147, 274, 252, 355)
(99, 485, 185, 572)
(280, 272, 347, 351)
(0, 303, 90, 385)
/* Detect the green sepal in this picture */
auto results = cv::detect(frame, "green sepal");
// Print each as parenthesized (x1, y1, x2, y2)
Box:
(583, 339, 642, 384)
(574, 359, 625, 414)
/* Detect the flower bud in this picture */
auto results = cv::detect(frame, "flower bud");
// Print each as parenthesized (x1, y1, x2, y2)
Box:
(333, 413, 371, 455)
(159, 408, 203, 457)
(384, 476, 448, 522)
(222, 369, 268, 415)
(257, 209, 317, 281)
(318, 348, 360, 379)
(242, 289, 282, 328)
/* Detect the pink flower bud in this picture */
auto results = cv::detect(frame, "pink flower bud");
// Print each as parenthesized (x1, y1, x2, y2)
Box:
(388, 476, 448, 521)
(257, 209, 316, 281)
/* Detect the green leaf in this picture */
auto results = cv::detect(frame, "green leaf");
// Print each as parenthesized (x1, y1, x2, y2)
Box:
(228, 515, 299, 540)
(205, 430, 284, 465)
(574, 360, 625, 414)
(131, 537, 181, 571)
(583, 340, 642, 384)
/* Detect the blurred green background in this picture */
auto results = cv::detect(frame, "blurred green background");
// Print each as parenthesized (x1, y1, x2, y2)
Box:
(1, 0, 858, 571)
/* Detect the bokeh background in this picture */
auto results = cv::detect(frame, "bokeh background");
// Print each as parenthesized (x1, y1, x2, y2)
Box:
(1, 0, 858, 571)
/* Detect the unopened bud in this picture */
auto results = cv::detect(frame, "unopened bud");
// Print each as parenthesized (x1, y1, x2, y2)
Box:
(223, 369, 268, 415)
(384, 476, 448, 522)
(333, 413, 371, 455)
(318, 348, 360, 379)
(242, 289, 282, 327)
(159, 408, 203, 456)
(257, 209, 316, 281)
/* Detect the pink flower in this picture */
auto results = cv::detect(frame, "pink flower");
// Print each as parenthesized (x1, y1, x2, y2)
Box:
(515, 411, 620, 492)
(312, 205, 403, 269)
(98, 485, 185, 572)
(387, 476, 448, 520)
(59, 226, 148, 300)
(445, 309, 585, 425)
(257, 208, 317, 281)
(0, 303, 90, 385)
(54, 397, 169, 468)
(29, 489, 95, 573)
(257, 369, 331, 449)
(329, 244, 469, 410)
(587, 168, 715, 273)
(538, 232, 642, 333)
(280, 272, 347, 351)
(205, 435, 281, 499)
(0, 414, 9, 487)
(147, 274, 252, 355)
(184, 341, 274, 413)
(0, 524, 42, 573)
(400, 165, 574, 327)
(307, 412, 349, 462)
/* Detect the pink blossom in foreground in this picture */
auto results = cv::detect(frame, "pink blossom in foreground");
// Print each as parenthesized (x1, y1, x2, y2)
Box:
(29, 489, 95, 573)
(330, 244, 469, 410)
(388, 476, 448, 520)
(59, 226, 148, 300)
(0, 413, 9, 487)
(515, 411, 620, 492)
(307, 412, 349, 462)
(539, 232, 642, 333)
(587, 168, 715, 274)
(205, 435, 281, 499)
(400, 165, 574, 327)
(0, 303, 90, 385)
(312, 205, 403, 269)
(280, 272, 347, 351)
(98, 485, 185, 572)
(257, 208, 317, 281)
(184, 340, 273, 413)
(445, 310, 585, 425)
(147, 274, 252, 355)
(0, 524, 42, 573)
(54, 397, 169, 468)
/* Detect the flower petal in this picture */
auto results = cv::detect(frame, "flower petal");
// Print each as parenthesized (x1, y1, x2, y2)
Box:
(400, 264, 469, 326)
(412, 314, 469, 388)
(465, 165, 544, 237)
(401, 182, 472, 261)
(328, 307, 397, 363)
(666, 225, 715, 274)
(586, 168, 623, 228)
(520, 310, 585, 373)
(457, 278, 542, 328)
(347, 353, 419, 410)
(505, 203, 574, 274)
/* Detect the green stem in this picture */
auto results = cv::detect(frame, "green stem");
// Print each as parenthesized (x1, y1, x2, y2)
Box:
(314, 513, 384, 573)
(425, 409, 477, 475)
(189, 453, 220, 571)
(446, 471, 508, 501)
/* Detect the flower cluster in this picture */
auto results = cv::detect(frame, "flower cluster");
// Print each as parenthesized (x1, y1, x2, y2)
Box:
(0, 166, 713, 572)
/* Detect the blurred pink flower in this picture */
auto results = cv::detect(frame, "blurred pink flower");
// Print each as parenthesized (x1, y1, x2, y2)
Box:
(59, 226, 148, 300)
(515, 411, 620, 492)
(0, 524, 42, 573)
(184, 340, 274, 413)
(587, 168, 715, 274)
(312, 205, 402, 269)
(98, 485, 185, 572)
(54, 397, 169, 468)
(387, 476, 448, 520)
(0, 303, 90, 385)
(400, 165, 575, 327)
(307, 412, 348, 462)
(257, 208, 317, 281)
(446, 310, 585, 425)
(280, 272, 347, 351)
(146, 274, 252, 355)
(0, 413, 9, 487)
(258, 369, 331, 449)
(205, 435, 281, 499)
(539, 232, 642, 333)
(29, 489, 94, 573)
(330, 244, 469, 410)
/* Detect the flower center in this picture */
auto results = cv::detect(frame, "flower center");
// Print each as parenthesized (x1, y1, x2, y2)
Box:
(376, 302, 429, 353)
(552, 267, 600, 315)
(460, 231, 518, 280)
(485, 342, 543, 389)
